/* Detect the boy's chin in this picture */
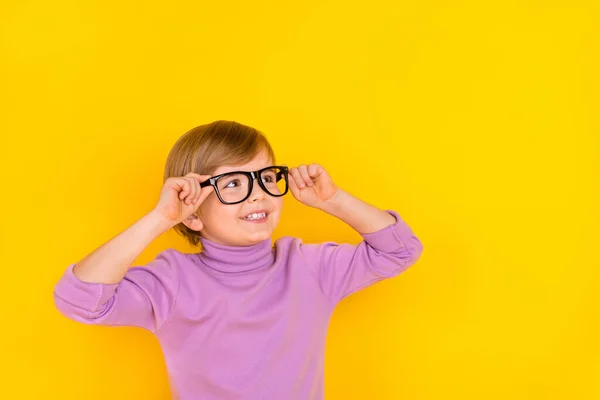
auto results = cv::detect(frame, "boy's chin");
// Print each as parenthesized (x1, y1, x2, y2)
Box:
(241, 230, 273, 245)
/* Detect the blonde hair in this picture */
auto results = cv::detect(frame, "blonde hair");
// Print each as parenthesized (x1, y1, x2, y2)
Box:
(163, 120, 276, 247)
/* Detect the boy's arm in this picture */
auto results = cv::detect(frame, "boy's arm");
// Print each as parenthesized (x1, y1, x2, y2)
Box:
(71, 210, 173, 284)
(53, 211, 180, 333)
(318, 188, 397, 234)
(70, 168, 212, 284)
(54, 172, 213, 332)
(298, 190, 424, 305)
(54, 251, 181, 333)
(288, 164, 425, 305)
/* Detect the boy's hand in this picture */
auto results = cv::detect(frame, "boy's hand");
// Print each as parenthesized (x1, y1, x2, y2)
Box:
(153, 172, 214, 226)
(289, 164, 338, 209)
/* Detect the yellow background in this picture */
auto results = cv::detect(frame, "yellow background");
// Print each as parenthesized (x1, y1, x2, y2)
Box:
(1, 0, 598, 398)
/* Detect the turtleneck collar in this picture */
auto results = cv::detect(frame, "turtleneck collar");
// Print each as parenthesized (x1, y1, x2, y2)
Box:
(196, 236, 275, 274)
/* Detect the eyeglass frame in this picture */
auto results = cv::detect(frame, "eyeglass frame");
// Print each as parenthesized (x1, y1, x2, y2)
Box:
(199, 165, 290, 205)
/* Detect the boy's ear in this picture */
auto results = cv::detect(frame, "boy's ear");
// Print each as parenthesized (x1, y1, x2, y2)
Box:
(181, 213, 204, 232)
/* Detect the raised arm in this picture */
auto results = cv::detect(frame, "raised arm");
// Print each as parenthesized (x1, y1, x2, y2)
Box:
(53, 172, 213, 332)
(288, 164, 424, 305)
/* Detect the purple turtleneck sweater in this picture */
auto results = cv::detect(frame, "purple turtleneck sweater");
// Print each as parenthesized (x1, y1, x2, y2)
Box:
(53, 210, 423, 399)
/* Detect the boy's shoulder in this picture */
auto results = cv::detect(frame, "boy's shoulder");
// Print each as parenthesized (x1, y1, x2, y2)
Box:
(274, 235, 307, 248)
(273, 235, 344, 253)
(274, 235, 346, 246)
(141, 247, 196, 270)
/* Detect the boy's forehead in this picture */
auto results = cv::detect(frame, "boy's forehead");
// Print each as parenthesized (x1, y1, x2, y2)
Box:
(213, 151, 274, 175)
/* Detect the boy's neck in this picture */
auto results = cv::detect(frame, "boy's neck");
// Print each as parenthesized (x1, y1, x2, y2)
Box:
(197, 236, 274, 273)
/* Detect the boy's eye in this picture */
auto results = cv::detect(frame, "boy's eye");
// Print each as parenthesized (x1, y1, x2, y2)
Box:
(222, 179, 240, 189)
(219, 173, 248, 190)
(262, 171, 276, 183)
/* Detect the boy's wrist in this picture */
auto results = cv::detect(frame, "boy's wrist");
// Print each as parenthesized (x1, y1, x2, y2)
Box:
(147, 209, 177, 233)
(317, 188, 348, 215)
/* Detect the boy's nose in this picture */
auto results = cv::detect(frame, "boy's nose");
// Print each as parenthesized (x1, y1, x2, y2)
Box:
(248, 179, 267, 201)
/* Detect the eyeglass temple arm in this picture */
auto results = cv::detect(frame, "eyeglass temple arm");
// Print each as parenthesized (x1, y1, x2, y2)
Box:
(276, 170, 286, 182)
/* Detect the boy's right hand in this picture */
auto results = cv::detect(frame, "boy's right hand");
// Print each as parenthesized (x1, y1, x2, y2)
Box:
(153, 173, 214, 226)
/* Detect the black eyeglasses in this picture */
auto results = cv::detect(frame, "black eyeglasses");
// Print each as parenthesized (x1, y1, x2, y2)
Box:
(199, 165, 289, 205)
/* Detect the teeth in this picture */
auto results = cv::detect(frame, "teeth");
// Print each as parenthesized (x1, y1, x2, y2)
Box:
(244, 212, 266, 220)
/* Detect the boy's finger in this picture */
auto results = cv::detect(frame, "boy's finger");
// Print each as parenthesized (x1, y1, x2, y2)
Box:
(178, 180, 190, 199)
(298, 165, 312, 186)
(195, 185, 214, 204)
(191, 178, 199, 203)
(288, 174, 302, 197)
(289, 168, 304, 188)
(187, 177, 197, 204)
(308, 164, 320, 177)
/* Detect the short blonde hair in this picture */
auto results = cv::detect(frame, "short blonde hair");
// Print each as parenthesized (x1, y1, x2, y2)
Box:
(163, 120, 276, 247)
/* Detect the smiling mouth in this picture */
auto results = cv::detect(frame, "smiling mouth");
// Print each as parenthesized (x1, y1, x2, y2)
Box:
(241, 211, 269, 221)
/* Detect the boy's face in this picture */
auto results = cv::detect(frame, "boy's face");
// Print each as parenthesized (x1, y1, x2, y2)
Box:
(189, 150, 283, 246)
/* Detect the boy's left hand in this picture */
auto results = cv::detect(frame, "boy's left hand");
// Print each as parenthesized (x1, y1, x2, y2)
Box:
(288, 163, 338, 209)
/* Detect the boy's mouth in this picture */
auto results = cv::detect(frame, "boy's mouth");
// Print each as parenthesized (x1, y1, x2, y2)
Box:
(241, 210, 269, 221)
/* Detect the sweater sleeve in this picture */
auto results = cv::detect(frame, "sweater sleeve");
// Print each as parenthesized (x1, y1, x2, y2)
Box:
(52, 249, 181, 334)
(298, 210, 424, 305)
